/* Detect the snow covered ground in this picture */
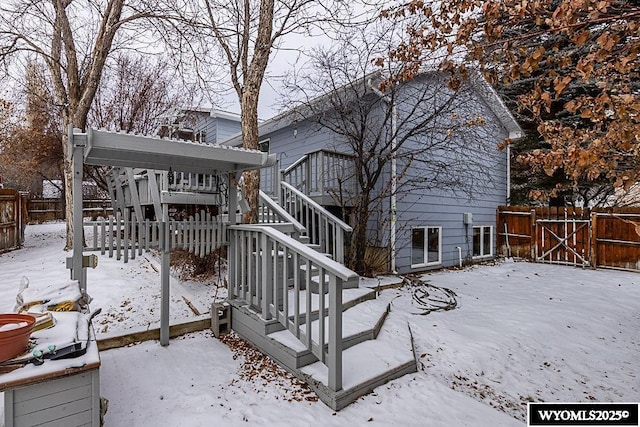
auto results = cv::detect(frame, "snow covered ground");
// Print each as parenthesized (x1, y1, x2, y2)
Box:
(1, 222, 639, 426)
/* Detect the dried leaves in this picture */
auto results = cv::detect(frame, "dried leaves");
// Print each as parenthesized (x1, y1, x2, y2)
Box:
(220, 332, 317, 403)
(382, 0, 640, 200)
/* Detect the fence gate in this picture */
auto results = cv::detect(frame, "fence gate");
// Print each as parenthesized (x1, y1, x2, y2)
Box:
(535, 212, 591, 267)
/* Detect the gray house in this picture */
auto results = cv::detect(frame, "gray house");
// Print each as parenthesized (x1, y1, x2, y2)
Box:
(156, 107, 242, 145)
(223, 71, 523, 274)
(97, 72, 523, 410)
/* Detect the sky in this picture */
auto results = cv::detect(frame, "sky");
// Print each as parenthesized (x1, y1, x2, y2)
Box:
(1, 222, 639, 426)
(217, 2, 387, 120)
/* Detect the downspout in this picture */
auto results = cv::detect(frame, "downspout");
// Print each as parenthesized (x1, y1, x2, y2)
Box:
(368, 79, 398, 273)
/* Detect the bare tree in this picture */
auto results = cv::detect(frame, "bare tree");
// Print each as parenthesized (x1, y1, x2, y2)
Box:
(282, 26, 501, 274)
(0, 0, 163, 248)
(90, 54, 190, 134)
(86, 53, 193, 191)
(171, 0, 365, 223)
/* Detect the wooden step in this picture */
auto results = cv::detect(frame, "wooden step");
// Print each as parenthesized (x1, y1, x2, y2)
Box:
(269, 297, 390, 355)
(300, 304, 418, 410)
(230, 289, 417, 411)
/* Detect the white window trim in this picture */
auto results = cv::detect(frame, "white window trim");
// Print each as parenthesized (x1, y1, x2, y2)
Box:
(411, 226, 442, 268)
(472, 225, 494, 258)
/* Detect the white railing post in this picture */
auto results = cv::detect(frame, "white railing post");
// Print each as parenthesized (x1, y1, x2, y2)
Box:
(228, 227, 237, 298)
(328, 275, 343, 392)
(261, 233, 272, 320)
(335, 227, 344, 264)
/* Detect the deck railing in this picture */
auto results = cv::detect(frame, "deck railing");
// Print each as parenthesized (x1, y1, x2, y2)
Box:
(83, 210, 226, 262)
(282, 150, 357, 198)
(258, 190, 306, 238)
(228, 224, 359, 392)
(168, 171, 223, 193)
(280, 182, 352, 263)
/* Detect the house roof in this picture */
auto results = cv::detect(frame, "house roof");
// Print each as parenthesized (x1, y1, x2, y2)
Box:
(469, 70, 523, 140)
(221, 71, 383, 147)
(220, 70, 523, 146)
(80, 128, 275, 174)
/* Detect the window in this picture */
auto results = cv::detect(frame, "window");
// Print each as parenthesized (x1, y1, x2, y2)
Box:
(473, 225, 493, 258)
(411, 226, 442, 267)
(258, 138, 270, 152)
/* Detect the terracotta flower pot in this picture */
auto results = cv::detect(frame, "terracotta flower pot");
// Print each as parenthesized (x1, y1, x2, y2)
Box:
(0, 313, 36, 363)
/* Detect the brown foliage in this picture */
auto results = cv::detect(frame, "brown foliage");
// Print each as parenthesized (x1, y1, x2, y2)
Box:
(383, 0, 640, 199)
(0, 64, 64, 193)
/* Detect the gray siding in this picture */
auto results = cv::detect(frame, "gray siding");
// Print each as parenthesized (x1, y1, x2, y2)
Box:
(216, 118, 241, 144)
(262, 120, 335, 170)
(257, 72, 513, 274)
(393, 75, 508, 273)
(5, 369, 100, 427)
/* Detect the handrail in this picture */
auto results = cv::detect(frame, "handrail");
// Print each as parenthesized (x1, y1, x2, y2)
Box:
(281, 182, 352, 232)
(283, 154, 308, 175)
(281, 149, 357, 198)
(229, 224, 357, 281)
(258, 190, 306, 235)
(228, 224, 357, 391)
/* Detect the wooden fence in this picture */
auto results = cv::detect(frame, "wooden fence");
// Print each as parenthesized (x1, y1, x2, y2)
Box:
(0, 189, 28, 253)
(28, 199, 113, 223)
(497, 206, 640, 271)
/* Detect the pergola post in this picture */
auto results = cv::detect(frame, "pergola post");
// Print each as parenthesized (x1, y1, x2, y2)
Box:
(160, 203, 170, 346)
(70, 126, 87, 293)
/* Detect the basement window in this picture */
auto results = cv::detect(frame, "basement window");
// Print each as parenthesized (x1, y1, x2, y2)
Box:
(473, 225, 493, 258)
(411, 226, 441, 268)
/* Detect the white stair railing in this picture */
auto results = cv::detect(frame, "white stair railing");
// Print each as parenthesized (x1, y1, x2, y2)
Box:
(258, 190, 306, 239)
(228, 224, 358, 392)
(280, 182, 352, 263)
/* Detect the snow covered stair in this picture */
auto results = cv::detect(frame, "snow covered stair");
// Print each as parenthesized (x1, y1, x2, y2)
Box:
(229, 287, 418, 410)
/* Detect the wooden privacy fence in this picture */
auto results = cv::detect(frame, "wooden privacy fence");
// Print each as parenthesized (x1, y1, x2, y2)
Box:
(83, 210, 227, 262)
(497, 206, 640, 271)
(0, 189, 28, 253)
(28, 199, 113, 223)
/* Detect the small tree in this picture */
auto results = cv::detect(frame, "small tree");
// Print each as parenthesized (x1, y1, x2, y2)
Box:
(282, 26, 498, 274)
(0, 0, 167, 248)
(0, 62, 63, 195)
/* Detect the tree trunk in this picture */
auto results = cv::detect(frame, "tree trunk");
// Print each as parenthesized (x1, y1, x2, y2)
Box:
(63, 148, 74, 250)
(240, 87, 261, 224)
(348, 192, 371, 275)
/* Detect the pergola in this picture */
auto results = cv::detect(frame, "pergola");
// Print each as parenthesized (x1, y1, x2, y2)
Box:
(67, 126, 275, 345)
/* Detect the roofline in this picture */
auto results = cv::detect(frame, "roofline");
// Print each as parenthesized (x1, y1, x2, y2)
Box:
(211, 109, 241, 122)
(220, 69, 523, 145)
(220, 71, 384, 147)
(470, 70, 524, 139)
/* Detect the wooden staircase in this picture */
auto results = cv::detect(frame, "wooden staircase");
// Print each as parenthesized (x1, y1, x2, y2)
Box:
(99, 159, 418, 410)
(226, 174, 418, 410)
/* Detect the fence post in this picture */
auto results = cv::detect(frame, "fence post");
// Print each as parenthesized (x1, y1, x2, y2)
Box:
(530, 209, 537, 260)
(590, 212, 598, 269)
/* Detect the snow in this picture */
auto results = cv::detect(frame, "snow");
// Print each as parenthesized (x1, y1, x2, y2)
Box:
(0, 322, 27, 333)
(1, 222, 639, 426)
